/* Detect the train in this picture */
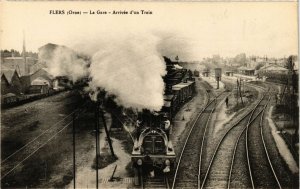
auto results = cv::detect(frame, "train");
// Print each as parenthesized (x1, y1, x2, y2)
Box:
(131, 57, 196, 185)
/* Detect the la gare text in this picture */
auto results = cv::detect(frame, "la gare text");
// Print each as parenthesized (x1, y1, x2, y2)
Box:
(49, 10, 153, 15)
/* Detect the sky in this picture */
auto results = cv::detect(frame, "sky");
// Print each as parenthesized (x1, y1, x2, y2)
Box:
(0, 1, 298, 60)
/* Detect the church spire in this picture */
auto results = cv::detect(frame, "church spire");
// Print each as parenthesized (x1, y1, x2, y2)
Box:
(22, 30, 26, 58)
(22, 30, 29, 75)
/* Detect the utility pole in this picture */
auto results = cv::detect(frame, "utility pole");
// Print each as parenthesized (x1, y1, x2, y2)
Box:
(239, 79, 244, 106)
(236, 79, 239, 105)
(101, 108, 115, 157)
(95, 103, 100, 189)
(240, 78, 243, 95)
(73, 113, 76, 189)
(242, 78, 245, 94)
(237, 79, 244, 106)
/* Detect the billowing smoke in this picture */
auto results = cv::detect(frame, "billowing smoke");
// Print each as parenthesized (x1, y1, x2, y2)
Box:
(40, 33, 169, 111)
(38, 43, 89, 82)
(87, 34, 166, 111)
(155, 31, 195, 61)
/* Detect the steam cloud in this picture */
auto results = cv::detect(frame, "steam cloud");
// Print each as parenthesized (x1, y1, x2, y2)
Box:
(40, 33, 170, 111)
(88, 35, 166, 111)
(39, 44, 89, 82)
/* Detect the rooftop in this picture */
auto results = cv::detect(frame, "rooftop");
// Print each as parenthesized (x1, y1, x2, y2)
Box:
(1, 69, 19, 83)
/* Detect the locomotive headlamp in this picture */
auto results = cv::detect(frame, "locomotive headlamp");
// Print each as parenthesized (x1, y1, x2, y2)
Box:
(165, 159, 170, 166)
(137, 159, 143, 166)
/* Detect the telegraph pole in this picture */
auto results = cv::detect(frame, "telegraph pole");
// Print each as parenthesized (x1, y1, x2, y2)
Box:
(238, 79, 244, 106)
(236, 79, 239, 105)
(95, 102, 100, 189)
(101, 109, 115, 157)
(72, 113, 76, 189)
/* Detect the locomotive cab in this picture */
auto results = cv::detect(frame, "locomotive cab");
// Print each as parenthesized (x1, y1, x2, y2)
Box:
(131, 128, 176, 175)
(132, 128, 175, 157)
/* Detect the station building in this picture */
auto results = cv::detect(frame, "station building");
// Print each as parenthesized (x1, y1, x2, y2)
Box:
(237, 66, 255, 76)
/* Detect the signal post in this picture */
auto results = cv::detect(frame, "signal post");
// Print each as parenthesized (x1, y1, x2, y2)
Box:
(215, 68, 222, 89)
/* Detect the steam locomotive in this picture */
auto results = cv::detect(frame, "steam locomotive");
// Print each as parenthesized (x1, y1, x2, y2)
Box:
(131, 57, 196, 185)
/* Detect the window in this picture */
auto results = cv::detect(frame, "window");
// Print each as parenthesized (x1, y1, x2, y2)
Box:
(142, 135, 166, 155)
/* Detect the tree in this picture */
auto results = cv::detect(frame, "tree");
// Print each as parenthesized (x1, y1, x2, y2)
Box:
(234, 53, 247, 66)
(285, 55, 297, 71)
(255, 63, 265, 70)
(285, 55, 299, 143)
(212, 54, 221, 65)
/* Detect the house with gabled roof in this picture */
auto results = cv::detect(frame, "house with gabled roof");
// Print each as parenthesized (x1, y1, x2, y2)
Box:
(1, 68, 23, 95)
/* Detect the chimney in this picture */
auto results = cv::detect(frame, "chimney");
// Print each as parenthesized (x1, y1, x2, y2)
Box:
(22, 30, 29, 75)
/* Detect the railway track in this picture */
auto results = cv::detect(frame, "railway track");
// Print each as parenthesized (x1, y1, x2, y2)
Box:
(140, 83, 211, 189)
(199, 93, 265, 188)
(171, 85, 231, 189)
(227, 89, 272, 189)
(199, 85, 283, 189)
(246, 90, 282, 189)
(236, 81, 297, 188)
(142, 176, 170, 189)
(1, 103, 87, 180)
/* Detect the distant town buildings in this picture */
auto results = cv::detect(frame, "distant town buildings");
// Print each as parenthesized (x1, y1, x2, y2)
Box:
(1, 35, 64, 105)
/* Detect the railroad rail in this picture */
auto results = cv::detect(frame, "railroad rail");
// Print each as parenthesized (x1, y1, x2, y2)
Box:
(227, 90, 271, 189)
(246, 87, 282, 189)
(142, 175, 170, 189)
(200, 95, 265, 188)
(171, 82, 231, 189)
(199, 84, 282, 189)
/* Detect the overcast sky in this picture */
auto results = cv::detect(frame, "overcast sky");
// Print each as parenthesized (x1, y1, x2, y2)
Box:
(0, 1, 298, 60)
